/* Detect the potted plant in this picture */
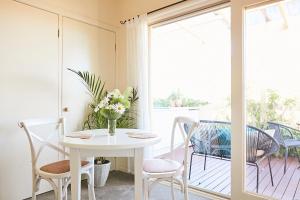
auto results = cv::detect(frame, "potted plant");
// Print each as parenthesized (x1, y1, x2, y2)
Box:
(68, 68, 139, 186)
(94, 157, 111, 187)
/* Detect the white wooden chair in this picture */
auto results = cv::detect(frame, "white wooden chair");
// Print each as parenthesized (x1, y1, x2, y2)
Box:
(143, 117, 197, 200)
(19, 117, 96, 200)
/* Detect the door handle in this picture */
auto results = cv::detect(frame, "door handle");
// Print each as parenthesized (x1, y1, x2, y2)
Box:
(63, 107, 69, 112)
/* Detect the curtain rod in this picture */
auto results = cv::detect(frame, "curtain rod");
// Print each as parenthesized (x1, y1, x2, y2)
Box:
(120, 0, 187, 24)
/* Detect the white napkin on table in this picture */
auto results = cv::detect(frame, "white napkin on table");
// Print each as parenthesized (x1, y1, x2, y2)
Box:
(126, 132, 158, 139)
(66, 132, 94, 139)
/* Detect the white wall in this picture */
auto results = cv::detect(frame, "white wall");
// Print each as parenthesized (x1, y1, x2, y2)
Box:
(0, 1, 118, 199)
(0, 1, 189, 197)
(18, 0, 119, 27)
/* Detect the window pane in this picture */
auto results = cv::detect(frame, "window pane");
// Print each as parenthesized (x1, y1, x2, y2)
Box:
(150, 7, 231, 196)
(245, 1, 300, 199)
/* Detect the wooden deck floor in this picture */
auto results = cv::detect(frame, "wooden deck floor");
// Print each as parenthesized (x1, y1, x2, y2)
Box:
(187, 154, 300, 199)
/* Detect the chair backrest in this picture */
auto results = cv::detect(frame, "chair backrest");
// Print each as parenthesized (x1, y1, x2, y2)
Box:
(170, 117, 197, 158)
(18, 117, 68, 172)
(185, 120, 231, 157)
(268, 122, 297, 146)
(185, 120, 279, 164)
(246, 125, 279, 163)
(170, 117, 197, 181)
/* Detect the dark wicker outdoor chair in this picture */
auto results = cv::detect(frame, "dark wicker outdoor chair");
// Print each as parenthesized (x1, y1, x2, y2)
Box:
(185, 120, 280, 192)
(268, 122, 300, 173)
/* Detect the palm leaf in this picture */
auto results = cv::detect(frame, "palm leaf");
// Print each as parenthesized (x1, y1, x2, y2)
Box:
(68, 68, 106, 103)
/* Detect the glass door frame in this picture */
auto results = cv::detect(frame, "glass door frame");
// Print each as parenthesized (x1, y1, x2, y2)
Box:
(231, 0, 279, 199)
(147, 0, 280, 199)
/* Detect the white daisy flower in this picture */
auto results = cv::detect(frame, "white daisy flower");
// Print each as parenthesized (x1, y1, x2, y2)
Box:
(114, 103, 125, 114)
(99, 97, 109, 108)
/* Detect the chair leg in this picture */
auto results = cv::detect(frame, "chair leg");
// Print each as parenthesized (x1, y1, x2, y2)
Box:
(32, 176, 37, 200)
(267, 156, 274, 186)
(170, 178, 176, 200)
(87, 169, 96, 200)
(183, 180, 189, 200)
(143, 178, 149, 200)
(256, 164, 259, 193)
(199, 153, 207, 185)
(188, 153, 194, 180)
(294, 147, 300, 163)
(57, 179, 63, 200)
(284, 147, 289, 174)
(63, 178, 69, 200)
(204, 152, 207, 171)
(44, 178, 58, 200)
(179, 180, 184, 192)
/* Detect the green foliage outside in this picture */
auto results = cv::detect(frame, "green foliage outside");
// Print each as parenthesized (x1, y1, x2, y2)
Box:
(153, 90, 208, 108)
(247, 90, 297, 129)
(247, 90, 300, 157)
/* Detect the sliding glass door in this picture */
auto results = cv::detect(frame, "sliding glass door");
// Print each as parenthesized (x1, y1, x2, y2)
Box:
(150, 5, 231, 197)
(149, 0, 300, 199)
(244, 0, 300, 199)
(232, 0, 300, 199)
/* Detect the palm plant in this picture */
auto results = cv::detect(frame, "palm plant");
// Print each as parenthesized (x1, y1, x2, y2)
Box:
(67, 68, 106, 104)
(68, 68, 139, 129)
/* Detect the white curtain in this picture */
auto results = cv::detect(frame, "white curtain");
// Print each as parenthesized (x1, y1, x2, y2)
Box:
(126, 14, 152, 165)
(126, 14, 151, 131)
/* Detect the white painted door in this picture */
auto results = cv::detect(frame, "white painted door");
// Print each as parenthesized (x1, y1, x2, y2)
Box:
(0, 1, 59, 199)
(62, 17, 116, 133)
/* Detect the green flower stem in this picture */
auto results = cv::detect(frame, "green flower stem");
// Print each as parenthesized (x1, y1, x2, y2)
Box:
(108, 119, 117, 136)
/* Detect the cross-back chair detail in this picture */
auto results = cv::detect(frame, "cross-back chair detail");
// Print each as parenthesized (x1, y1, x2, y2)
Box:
(19, 117, 95, 200)
(20, 118, 67, 170)
(143, 116, 197, 200)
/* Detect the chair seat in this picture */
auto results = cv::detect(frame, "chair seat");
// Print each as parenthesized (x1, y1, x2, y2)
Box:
(143, 159, 182, 173)
(40, 160, 89, 174)
(256, 150, 265, 157)
(284, 139, 300, 147)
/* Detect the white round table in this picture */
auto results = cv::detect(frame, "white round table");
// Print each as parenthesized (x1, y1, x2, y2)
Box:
(61, 129, 161, 200)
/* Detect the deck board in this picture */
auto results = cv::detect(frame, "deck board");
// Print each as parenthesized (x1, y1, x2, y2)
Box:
(293, 179, 300, 200)
(188, 155, 300, 199)
(260, 158, 282, 193)
(282, 163, 300, 200)
(162, 148, 300, 199)
(272, 159, 298, 199)
(263, 158, 295, 197)
(247, 160, 268, 192)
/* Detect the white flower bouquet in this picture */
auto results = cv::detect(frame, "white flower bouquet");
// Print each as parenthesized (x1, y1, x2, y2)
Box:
(94, 88, 131, 135)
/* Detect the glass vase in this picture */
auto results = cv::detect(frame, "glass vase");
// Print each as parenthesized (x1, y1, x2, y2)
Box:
(108, 119, 117, 136)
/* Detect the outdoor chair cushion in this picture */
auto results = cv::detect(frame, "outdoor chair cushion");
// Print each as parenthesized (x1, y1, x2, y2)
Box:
(256, 150, 265, 157)
(40, 160, 89, 174)
(143, 159, 182, 173)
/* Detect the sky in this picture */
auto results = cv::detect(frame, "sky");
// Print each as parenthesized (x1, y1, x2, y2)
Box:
(150, 0, 300, 109)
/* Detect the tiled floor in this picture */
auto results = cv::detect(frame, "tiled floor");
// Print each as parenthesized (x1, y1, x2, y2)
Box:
(30, 171, 210, 200)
